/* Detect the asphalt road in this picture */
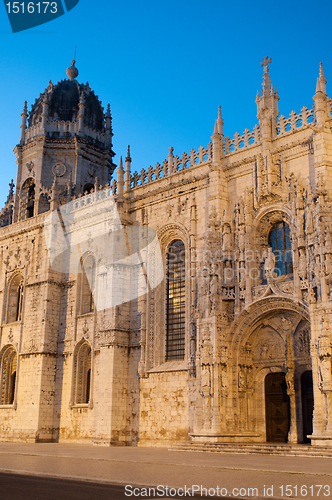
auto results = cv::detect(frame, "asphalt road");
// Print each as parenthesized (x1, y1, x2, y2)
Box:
(0, 472, 234, 500)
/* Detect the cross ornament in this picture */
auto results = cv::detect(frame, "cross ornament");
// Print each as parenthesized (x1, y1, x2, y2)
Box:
(261, 57, 271, 71)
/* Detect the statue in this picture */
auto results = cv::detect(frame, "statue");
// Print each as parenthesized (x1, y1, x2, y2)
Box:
(264, 247, 275, 278)
(209, 275, 219, 312)
(222, 224, 232, 252)
(238, 225, 245, 252)
(224, 261, 233, 284)
(298, 248, 307, 280)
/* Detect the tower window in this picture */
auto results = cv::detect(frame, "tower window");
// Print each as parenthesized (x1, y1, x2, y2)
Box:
(268, 222, 293, 276)
(27, 183, 35, 218)
(166, 240, 185, 360)
(73, 341, 92, 405)
(0, 346, 17, 405)
(6, 274, 24, 324)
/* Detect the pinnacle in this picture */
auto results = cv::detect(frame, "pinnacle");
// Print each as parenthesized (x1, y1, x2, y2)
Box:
(316, 77, 322, 93)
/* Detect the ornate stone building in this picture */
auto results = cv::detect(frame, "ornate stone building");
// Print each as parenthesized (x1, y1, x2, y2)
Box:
(0, 58, 332, 447)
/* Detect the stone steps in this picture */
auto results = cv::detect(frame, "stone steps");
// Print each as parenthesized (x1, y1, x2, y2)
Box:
(170, 442, 332, 458)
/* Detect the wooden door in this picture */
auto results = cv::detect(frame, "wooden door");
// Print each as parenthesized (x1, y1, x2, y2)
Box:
(265, 373, 290, 442)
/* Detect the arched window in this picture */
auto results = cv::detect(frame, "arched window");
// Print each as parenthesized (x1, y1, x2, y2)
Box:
(80, 255, 96, 314)
(7, 274, 24, 323)
(0, 346, 17, 405)
(166, 240, 185, 360)
(268, 222, 293, 276)
(27, 183, 35, 218)
(73, 341, 92, 405)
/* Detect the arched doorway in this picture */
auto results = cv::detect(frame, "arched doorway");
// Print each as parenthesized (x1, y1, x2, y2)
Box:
(265, 372, 290, 442)
(301, 371, 314, 443)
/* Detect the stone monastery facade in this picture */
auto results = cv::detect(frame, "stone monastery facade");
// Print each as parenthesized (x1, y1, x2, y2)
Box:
(0, 58, 332, 447)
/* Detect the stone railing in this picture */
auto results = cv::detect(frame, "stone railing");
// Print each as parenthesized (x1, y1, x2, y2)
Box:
(130, 143, 213, 188)
(25, 120, 108, 144)
(121, 104, 317, 192)
(68, 181, 117, 212)
(223, 124, 260, 154)
(277, 106, 314, 136)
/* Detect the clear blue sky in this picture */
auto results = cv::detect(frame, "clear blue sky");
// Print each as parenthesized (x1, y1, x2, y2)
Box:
(0, 0, 331, 205)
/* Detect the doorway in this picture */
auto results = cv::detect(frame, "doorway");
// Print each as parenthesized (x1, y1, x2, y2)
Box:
(301, 371, 313, 443)
(265, 372, 290, 442)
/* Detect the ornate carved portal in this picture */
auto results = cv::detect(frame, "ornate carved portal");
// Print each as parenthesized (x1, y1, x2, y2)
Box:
(247, 311, 313, 444)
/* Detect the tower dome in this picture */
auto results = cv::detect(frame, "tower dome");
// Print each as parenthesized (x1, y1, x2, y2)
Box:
(28, 78, 105, 132)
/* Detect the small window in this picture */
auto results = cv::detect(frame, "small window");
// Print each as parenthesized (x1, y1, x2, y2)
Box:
(0, 346, 17, 405)
(80, 255, 96, 314)
(166, 240, 185, 360)
(73, 341, 92, 405)
(268, 222, 293, 276)
(7, 274, 24, 324)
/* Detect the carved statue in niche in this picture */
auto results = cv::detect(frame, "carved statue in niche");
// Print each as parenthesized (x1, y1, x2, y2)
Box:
(285, 368, 295, 393)
(239, 261, 246, 290)
(209, 274, 219, 313)
(264, 247, 275, 278)
(306, 208, 314, 234)
(208, 206, 219, 240)
(238, 369, 246, 389)
(199, 326, 213, 428)
(222, 223, 232, 253)
(238, 225, 245, 252)
(298, 248, 307, 280)
(224, 261, 233, 284)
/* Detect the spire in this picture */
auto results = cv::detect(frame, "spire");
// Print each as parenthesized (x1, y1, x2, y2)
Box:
(20, 101, 28, 145)
(125, 145, 132, 197)
(313, 62, 328, 127)
(260, 56, 272, 97)
(41, 93, 49, 130)
(78, 91, 85, 132)
(117, 156, 124, 196)
(217, 105, 224, 135)
(105, 104, 113, 146)
(317, 62, 327, 94)
(316, 77, 322, 93)
(211, 106, 223, 164)
(256, 57, 279, 142)
(6, 180, 14, 203)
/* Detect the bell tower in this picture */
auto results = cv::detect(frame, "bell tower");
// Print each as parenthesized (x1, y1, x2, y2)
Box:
(13, 61, 116, 222)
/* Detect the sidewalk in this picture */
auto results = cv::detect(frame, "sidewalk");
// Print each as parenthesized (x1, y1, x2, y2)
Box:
(0, 442, 331, 499)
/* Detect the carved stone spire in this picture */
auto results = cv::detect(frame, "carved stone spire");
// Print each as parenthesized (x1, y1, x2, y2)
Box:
(256, 57, 279, 144)
(117, 156, 124, 196)
(20, 101, 28, 145)
(125, 145, 132, 197)
(211, 106, 223, 165)
(314, 62, 328, 127)
(261, 56, 272, 97)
